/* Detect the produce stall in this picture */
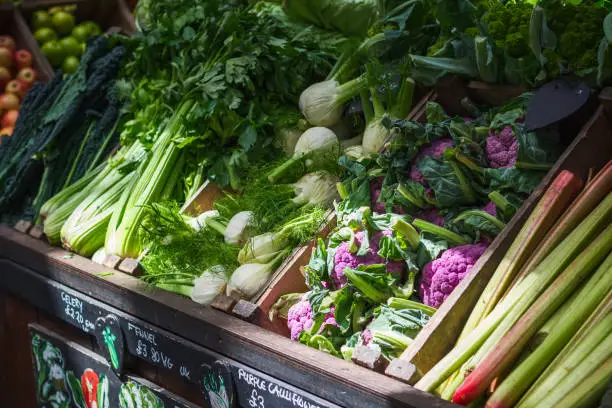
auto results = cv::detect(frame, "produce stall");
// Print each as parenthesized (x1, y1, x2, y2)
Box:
(1, 0, 611, 407)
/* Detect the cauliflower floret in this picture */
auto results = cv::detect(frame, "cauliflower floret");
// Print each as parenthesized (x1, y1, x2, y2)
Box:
(417, 208, 445, 227)
(486, 126, 518, 169)
(419, 244, 488, 308)
(287, 299, 313, 340)
(361, 329, 373, 345)
(483, 201, 497, 217)
(287, 298, 337, 340)
(409, 138, 454, 184)
(332, 230, 404, 287)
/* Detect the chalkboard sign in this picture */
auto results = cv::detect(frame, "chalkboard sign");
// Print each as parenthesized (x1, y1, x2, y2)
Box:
(29, 323, 199, 408)
(34, 276, 341, 408)
(232, 364, 342, 408)
(50, 282, 213, 383)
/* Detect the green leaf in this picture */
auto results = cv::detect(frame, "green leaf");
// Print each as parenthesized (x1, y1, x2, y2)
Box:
(418, 156, 476, 208)
(484, 167, 544, 195)
(66, 371, 86, 408)
(238, 124, 257, 151)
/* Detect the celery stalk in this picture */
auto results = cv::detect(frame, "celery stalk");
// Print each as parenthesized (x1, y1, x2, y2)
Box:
(518, 291, 612, 407)
(462, 171, 582, 343)
(460, 251, 612, 405)
(106, 100, 194, 258)
(415, 193, 612, 392)
(533, 334, 612, 408)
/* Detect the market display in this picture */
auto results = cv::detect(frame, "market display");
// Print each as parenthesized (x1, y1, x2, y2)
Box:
(0, 0, 611, 407)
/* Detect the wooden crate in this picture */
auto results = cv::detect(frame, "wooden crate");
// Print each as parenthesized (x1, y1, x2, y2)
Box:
(0, 5, 53, 82)
(20, 0, 136, 37)
(385, 85, 612, 384)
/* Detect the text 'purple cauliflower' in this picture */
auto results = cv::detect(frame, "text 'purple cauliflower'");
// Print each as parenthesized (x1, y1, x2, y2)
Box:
(486, 126, 518, 169)
(409, 138, 454, 184)
(419, 244, 488, 308)
(333, 231, 404, 287)
(287, 298, 337, 340)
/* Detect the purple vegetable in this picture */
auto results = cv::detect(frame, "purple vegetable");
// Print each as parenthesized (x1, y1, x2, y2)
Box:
(287, 298, 338, 340)
(486, 126, 518, 169)
(418, 244, 487, 308)
(409, 138, 454, 184)
(417, 208, 445, 227)
(370, 176, 407, 214)
(483, 201, 497, 217)
(332, 230, 404, 287)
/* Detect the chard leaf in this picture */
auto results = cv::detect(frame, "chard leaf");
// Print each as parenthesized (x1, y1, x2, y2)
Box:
(484, 167, 544, 195)
(516, 127, 561, 169)
(418, 156, 476, 208)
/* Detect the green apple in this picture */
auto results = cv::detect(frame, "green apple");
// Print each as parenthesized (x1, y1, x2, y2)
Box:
(51, 11, 76, 36)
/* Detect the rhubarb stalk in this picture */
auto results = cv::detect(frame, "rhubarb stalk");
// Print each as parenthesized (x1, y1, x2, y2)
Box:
(518, 291, 612, 407)
(533, 333, 612, 408)
(460, 250, 612, 406)
(460, 171, 582, 353)
(415, 193, 612, 393)
(507, 160, 612, 293)
(552, 357, 612, 408)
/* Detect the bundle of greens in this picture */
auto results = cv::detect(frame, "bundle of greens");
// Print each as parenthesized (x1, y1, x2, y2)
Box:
(411, 0, 612, 87)
(102, 0, 348, 258)
(0, 37, 125, 225)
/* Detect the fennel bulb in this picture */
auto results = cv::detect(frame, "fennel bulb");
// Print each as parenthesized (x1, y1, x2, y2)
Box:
(299, 76, 367, 127)
(227, 252, 287, 299)
(276, 127, 304, 155)
(238, 232, 289, 264)
(224, 211, 255, 246)
(340, 134, 363, 150)
(186, 210, 220, 232)
(268, 127, 339, 184)
(292, 172, 339, 208)
(362, 119, 390, 154)
(344, 145, 366, 161)
(191, 266, 229, 305)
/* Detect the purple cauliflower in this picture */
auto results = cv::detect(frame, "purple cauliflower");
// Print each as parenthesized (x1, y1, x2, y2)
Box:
(417, 208, 445, 227)
(370, 177, 407, 214)
(409, 138, 454, 184)
(287, 299, 313, 340)
(486, 126, 518, 169)
(418, 244, 488, 308)
(483, 201, 497, 217)
(370, 177, 387, 214)
(332, 230, 404, 287)
(361, 329, 373, 345)
(287, 298, 337, 340)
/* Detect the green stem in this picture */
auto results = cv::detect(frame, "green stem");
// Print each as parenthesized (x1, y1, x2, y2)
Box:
(205, 217, 228, 236)
(391, 218, 421, 250)
(488, 191, 511, 214)
(453, 210, 505, 230)
(413, 218, 469, 246)
(88, 114, 122, 173)
(360, 90, 374, 125)
(448, 160, 476, 204)
(267, 156, 307, 184)
(370, 87, 385, 119)
(392, 77, 416, 119)
(387, 297, 436, 316)
(515, 161, 554, 171)
(396, 184, 427, 209)
(336, 75, 368, 107)
(64, 120, 96, 189)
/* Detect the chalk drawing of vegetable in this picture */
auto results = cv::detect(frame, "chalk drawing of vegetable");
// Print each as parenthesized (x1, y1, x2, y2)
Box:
(203, 373, 230, 408)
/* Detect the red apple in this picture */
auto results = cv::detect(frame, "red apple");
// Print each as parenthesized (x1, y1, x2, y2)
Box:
(0, 127, 13, 138)
(0, 47, 12, 69)
(5, 80, 26, 100)
(17, 68, 37, 89)
(0, 66, 10, 90)
(0, 36, 16, 52)
(14, 49, 32, 70)
(0, 94, 19, 111)
(1, 110, 18, 128)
